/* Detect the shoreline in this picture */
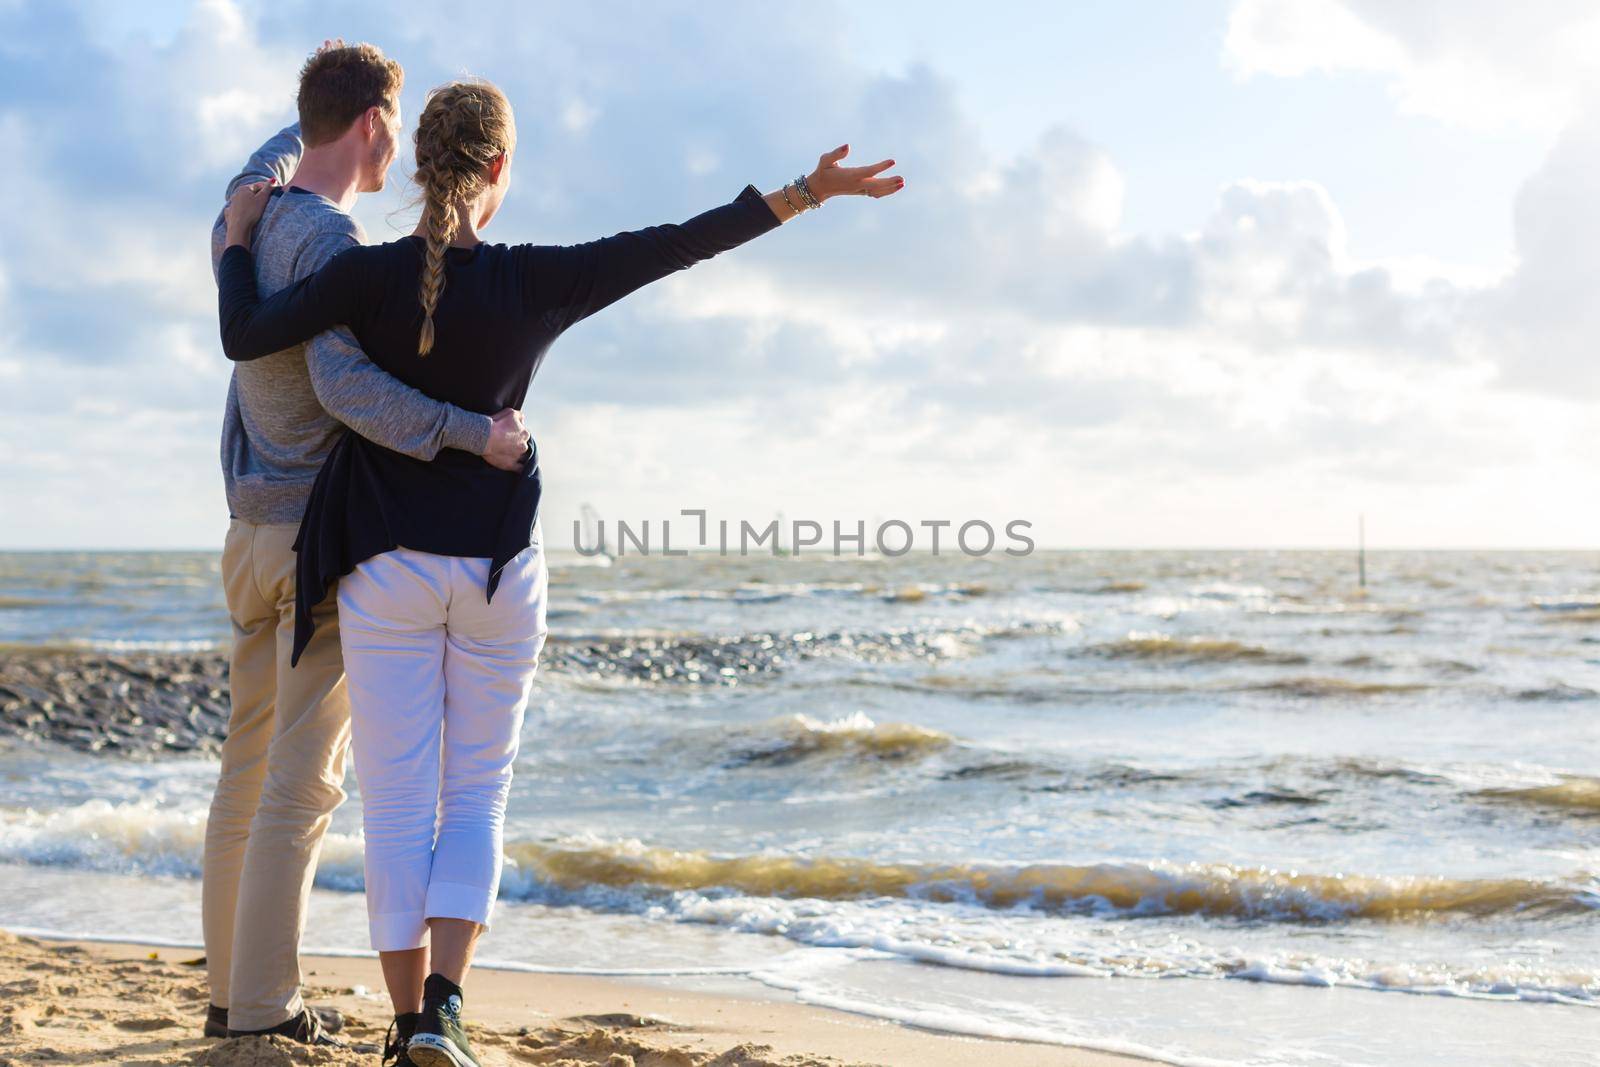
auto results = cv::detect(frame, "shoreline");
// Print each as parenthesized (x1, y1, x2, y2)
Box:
(0, 927, 1157, 1066)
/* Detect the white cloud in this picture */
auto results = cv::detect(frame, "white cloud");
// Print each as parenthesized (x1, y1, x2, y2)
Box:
(114, 0, 300, 174)
(1224, 0, 1404, 80)
(1, 0, 1597, 547)
(1219, 1, 1600, 396)
(1224, 0, 1600, 134)
(1474, 98, 1600, 394)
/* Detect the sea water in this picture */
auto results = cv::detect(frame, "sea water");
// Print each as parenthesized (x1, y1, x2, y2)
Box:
(0, 549, 1595, 1066)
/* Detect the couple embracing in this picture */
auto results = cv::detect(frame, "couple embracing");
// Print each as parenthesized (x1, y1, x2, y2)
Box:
(201, 38, 902, 1067)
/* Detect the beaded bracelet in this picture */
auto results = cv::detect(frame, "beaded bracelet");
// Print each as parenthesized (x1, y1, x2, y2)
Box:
(794, 173, 823, 209)
(780, 183, 802, 215)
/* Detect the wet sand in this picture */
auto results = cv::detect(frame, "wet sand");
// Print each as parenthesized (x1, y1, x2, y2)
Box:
(0, 929, 1151, 1066)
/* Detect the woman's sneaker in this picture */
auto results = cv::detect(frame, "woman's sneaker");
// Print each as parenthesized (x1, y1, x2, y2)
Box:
(405, 974, 479, 1067)
(382, 1011, 422, 1066)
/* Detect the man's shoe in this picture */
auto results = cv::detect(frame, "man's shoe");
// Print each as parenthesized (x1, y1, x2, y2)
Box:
(207, 1003, 344, 1039)
(227, 1004, 347, 1046)
(383, 1011, 423, 1066)
(406, 974, 479, 1067)
(311, 1005, 345, 1035)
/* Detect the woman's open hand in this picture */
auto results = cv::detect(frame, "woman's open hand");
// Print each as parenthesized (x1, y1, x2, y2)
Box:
(806, 145, 903, 202)
(224, 180, 274, 249)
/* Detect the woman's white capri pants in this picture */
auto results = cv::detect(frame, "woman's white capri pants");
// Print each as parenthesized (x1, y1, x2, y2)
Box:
(336, 533, 548, 952)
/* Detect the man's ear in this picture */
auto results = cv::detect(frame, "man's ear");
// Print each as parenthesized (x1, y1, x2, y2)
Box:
(364, 106, 383, 140)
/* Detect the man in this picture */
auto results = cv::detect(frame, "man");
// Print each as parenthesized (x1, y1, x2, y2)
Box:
(201, 40, 529, 1043)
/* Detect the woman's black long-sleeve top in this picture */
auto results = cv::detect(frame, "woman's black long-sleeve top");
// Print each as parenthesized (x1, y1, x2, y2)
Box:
(216, 183, 783, 665)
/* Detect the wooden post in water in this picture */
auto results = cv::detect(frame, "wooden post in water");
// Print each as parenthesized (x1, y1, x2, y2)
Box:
(1358, 514, 1367, 590)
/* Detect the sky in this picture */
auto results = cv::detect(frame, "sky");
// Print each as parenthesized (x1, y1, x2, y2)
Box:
(2, 0, 1599, 549)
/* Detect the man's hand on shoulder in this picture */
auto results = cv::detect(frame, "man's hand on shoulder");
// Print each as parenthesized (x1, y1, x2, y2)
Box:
(484, 408, 531, 471)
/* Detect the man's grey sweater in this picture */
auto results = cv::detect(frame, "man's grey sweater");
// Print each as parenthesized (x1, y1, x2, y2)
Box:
(209, 124, 491, 525)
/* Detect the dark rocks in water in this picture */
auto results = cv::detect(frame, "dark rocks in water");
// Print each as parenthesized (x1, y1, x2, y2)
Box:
(0, 650, 231, 758)
(2, 622, 1008, 758)
(549, 633, 785, 687)
(548, 622, 1043, 690)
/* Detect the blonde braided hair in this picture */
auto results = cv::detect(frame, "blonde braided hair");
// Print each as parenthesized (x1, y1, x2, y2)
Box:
(412, 79, 516, 356)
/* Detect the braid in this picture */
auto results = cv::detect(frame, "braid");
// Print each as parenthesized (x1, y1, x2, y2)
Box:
(417, 166, 459, 357)
(410, 78, 517, 357)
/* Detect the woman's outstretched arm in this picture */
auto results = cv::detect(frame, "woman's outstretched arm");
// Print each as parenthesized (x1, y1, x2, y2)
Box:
(216, 181, 364, 361)
(754, 144, 904, 220)
(520, 145, 902, 333)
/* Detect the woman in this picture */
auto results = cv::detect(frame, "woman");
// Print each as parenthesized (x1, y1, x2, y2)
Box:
(218, 77, 901, 1067)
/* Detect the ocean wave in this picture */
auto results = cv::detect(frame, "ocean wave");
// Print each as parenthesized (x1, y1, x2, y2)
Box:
(1427, 658, 1481, 675)
(851, 670, 1431, 705)
(841, 672, 1094, 705)
(939, 758, 1047, 782)
(498, 839, 1600, 924)
(1539, 608, 1600, 624)
(1083, 633, 1308, 666)
(1240, 677, 1429, 698)
(733, 899, 1600, 1010)
(1219, 955, 1600, 1007)
(718, 712, 954, 768)
(0, 801, 367, 890)
(67, 638, 224, 653)
(1320, 758, 1454, 787)
(1475, 776, 1600, 815)
(882, 582, 987, 603)
(1085, 580, 1147, 594)
(1189, 582, 1275, 601)
(1530, 598, 1600, 613)
(1206, 789, 1330, 809)
(1021, 762, 1193, 792)
(8, 803, 1594, 925)
(1513, 683, 1598, 702)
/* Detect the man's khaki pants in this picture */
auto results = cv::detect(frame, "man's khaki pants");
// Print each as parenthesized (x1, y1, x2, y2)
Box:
(202, 518, 350, 1031)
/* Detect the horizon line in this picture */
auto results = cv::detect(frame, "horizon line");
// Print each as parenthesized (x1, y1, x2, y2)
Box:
(1, 544, 1596, 554)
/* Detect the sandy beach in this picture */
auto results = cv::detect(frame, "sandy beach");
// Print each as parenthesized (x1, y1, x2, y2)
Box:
(0, 929, 1148, 1066)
